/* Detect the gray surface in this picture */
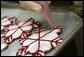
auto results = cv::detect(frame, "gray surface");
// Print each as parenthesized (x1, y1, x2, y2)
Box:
(1, 7, 83, 56)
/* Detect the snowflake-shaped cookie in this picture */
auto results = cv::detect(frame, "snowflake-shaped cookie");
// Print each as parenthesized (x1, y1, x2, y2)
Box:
(1, 16, 19, 38)
(3, 18, 40, 44)
(16, 26, 63, 56)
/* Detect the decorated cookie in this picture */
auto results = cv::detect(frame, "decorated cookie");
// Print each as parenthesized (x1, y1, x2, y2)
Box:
(1, 16, 18, 37)
(3, 18, 41, 44)
(1, 44, 8, 51)
(16, 26, 63, 56)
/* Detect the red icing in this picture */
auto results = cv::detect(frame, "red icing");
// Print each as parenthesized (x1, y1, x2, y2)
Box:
(4, 35, 12, 43)
(53, 26, 62, 30)
(1, 28, 9, 37)
(34, 28, 45, 33)
(51, 37, 63, 47)
(16, 46, 29, 56)
(32, 50, 43, 56)
(19, 31, 30, 43)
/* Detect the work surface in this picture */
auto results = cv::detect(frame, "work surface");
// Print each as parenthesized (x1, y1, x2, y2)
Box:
(1, 7, 83, 56)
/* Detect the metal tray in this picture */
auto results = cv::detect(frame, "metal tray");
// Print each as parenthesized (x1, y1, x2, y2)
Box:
(1, 2, 83, 56)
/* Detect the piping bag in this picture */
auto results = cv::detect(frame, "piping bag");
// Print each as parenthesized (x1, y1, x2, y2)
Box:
(35, 1, 54, 27)
(20, 1, 55, 27)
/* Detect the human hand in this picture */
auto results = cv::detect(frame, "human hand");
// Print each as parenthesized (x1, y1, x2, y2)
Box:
(19, 1, 43, 13)
(20, 1, 53, 26)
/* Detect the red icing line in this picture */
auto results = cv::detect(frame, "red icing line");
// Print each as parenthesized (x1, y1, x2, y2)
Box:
(16, 46, 29, 56)
(1, 28, 9, 37)
(4, 35, 12, 43)
(34, 28, 45, 33)
(51, 37, 63, 46)
(19, 31, 30, 43)
(32, 50, 43, 56)
(53, 26, 61, 30)
(36, 28, 42, 56)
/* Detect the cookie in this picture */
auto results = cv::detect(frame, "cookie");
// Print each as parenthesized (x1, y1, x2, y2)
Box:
(16, 26, 63, 56)
(3, 18, 41, 44)
(1, 16, 18, 37)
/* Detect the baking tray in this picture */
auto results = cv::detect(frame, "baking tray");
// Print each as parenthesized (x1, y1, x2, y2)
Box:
(1, 2, 83, 56)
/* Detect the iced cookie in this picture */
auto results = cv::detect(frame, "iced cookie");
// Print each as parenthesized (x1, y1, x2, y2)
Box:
(16, 26, 63, 56)
(1, 16, 18, 37)
(3, 18, 41, 44)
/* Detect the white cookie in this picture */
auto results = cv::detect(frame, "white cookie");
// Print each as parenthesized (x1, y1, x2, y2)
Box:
(1, 16, 18, 37)
(3, 19, 34, 44)
(16, 26, 63, 56)
(3, 17, 41, 44)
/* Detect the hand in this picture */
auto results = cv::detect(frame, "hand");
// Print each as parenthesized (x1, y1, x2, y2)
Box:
(19, 1, 43, 13)
(20, 1, 53, 26)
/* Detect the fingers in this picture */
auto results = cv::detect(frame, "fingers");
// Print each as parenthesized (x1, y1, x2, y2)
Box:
(19, 1, 43, 13)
